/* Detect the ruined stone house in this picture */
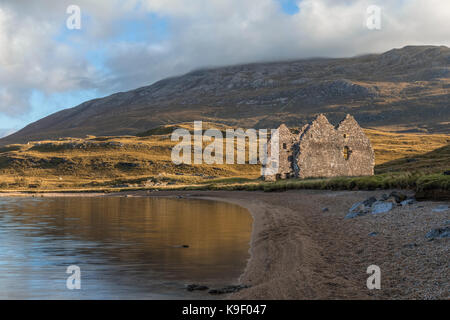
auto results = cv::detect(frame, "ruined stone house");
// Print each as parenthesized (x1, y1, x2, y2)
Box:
(263, 114, 375, 181)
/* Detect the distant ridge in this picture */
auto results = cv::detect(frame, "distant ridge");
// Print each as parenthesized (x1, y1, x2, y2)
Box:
(1, 45, 449, 145)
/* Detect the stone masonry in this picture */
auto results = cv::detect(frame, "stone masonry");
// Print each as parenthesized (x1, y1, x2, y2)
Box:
(263, 114, 375, 181)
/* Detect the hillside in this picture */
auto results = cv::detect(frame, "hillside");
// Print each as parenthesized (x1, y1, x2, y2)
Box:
(1, 45, 449, 146)
(0, 123, 448, 191)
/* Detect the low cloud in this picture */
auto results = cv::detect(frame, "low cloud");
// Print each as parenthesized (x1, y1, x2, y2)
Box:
(0, 0, 449, 129)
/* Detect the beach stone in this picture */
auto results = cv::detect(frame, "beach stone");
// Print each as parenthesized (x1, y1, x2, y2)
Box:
(425, 226, 450, 239)
(387, 191, 408, 204)
(345, 201, 368, 219)
(187, 284, 209, 291)
(371, 201, 394, 214)
(208, 284, 250, 295)
(362, 197, 377, 207)
(401, 198, 416, 206)
(349, 201, 363, 212)
(432, 205, 449, 213)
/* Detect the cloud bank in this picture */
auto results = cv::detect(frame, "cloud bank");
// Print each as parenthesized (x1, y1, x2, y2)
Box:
(0, 0, 449, 134)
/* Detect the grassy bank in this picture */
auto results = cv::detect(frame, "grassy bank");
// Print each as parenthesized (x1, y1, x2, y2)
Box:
(1, 172, 449, 201)
(175, 172, 450, 200)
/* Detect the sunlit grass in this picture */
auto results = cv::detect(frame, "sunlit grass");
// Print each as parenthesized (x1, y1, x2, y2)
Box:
(0, 124, 448, 199)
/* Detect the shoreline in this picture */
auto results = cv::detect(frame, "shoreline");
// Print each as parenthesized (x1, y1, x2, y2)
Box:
(1, 189, 448, 299)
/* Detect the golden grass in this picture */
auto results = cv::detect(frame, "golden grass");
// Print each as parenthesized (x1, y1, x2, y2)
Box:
(364, 128, 450, 165)
(0, 123, 448, 192)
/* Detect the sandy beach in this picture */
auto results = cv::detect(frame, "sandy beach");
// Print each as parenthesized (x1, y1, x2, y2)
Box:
(1, 189, 448, 299)
(143, 190, 449, 300)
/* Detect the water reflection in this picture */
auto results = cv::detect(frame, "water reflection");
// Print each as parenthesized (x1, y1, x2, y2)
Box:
(0, 197, 252, 299)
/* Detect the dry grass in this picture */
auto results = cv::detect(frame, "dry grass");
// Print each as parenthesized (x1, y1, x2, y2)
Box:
(364, 128, 450, 166)
(0, 123, 448, 192)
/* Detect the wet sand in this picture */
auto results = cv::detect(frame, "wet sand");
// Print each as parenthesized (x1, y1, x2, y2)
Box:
(1, 189, 449, 299)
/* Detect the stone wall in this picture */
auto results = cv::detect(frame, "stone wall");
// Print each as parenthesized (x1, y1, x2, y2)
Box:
(336, 114, 375, 176)
(276, 124, 298, 178)
(263, 114, 374, 180)
(263, 124, 297, 181)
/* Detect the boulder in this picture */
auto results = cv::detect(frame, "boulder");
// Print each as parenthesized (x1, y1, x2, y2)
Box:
(432, 205, 449, 213)
(349, 201, 364, 212)
(363, 197, 377, 207)
(345, 197, 381, 219)
(345, 196, 400, 219)
(387, 191, 408, 204)
(425, 227, 450, 239)
(400, 198, 416, 206)
(345, 201, 367, 219)
(371, 201, 394, 214)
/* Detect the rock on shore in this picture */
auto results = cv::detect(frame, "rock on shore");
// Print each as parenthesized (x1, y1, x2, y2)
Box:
(345, 191, 413, 219)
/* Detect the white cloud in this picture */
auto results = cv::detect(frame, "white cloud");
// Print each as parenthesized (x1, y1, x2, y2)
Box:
(0, 3, 99, 116)
(0, 0, 449, 129)
(102, 0, 450, 91)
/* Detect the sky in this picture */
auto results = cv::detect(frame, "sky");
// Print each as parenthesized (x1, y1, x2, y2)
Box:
(0, 0, 449, 137)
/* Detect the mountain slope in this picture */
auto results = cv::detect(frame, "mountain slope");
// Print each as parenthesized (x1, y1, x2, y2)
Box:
(1, 45, 449, 145)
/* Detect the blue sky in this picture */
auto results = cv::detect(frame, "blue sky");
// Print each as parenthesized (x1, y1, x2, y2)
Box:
(1, 0, 298, 136)
(278, 0, 300, 14)
(0, 0, 449, 138)
(0, 4, 173, 136)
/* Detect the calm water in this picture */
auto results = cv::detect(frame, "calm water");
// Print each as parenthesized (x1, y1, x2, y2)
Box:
(0, 197, 252, 299)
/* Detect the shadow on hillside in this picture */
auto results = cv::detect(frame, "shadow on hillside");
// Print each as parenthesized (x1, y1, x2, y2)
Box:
(375, 144, 450, 174)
